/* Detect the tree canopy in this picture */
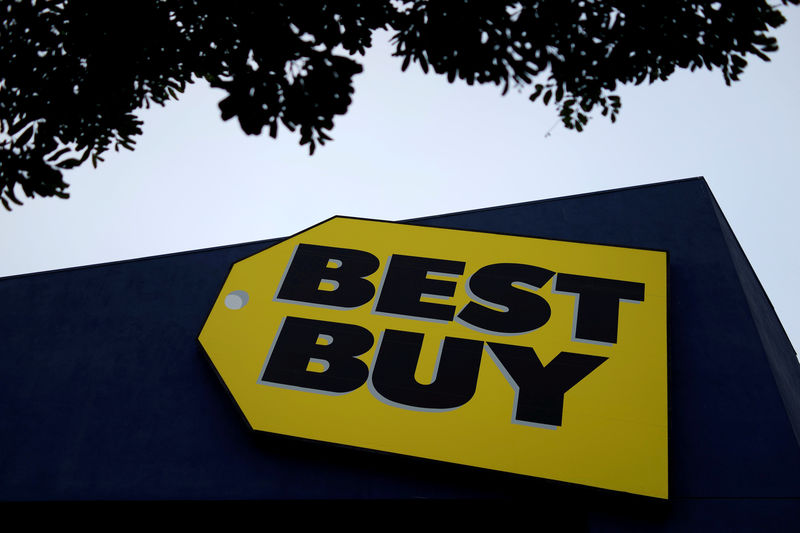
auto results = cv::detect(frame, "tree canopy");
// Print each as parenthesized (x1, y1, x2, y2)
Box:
(1, 0, 796, 209)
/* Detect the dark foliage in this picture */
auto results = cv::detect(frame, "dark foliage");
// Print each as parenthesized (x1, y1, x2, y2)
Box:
(1, 1, 796, 209)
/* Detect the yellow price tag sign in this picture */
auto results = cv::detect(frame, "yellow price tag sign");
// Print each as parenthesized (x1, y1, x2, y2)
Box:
(199, 217, 668, 498)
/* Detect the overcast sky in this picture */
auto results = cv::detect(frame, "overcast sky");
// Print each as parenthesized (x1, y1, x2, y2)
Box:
(1, 21, 798, 353)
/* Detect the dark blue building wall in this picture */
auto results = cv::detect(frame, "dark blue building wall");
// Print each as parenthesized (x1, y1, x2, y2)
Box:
(1, 178, 798, 527)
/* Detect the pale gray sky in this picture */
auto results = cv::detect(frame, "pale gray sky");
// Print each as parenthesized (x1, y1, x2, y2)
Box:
(2, 23, 798, 352)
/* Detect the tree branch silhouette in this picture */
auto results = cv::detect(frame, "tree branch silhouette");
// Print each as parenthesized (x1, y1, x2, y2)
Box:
(1, 1, 796, 209)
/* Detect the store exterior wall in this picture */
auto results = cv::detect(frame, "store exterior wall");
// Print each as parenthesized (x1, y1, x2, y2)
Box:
(1, 178, 798, 528)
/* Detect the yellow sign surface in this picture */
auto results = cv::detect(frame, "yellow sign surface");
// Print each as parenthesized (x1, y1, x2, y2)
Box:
(199, 217, 668, 498)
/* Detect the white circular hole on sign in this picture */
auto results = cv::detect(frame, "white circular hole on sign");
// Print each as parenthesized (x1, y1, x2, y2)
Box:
(224, 290, 249, 310)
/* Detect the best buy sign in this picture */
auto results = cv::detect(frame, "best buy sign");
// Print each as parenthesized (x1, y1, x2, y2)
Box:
(199, 217, 668, 498)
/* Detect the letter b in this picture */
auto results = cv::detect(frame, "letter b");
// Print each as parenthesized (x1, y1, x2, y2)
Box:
(261, 317, 374, 394)
(277, 243, 380, 308)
